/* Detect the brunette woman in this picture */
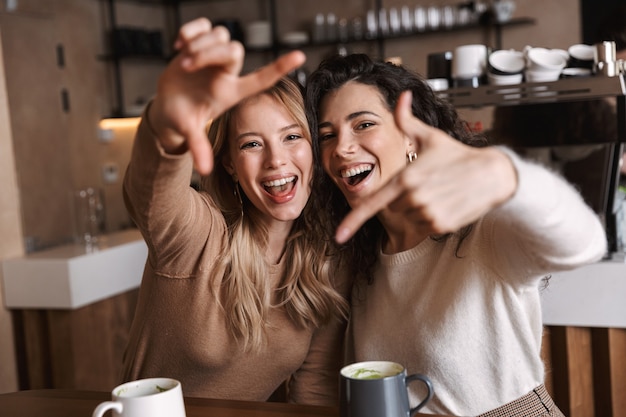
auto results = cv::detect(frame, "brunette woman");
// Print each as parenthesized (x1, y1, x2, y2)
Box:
(305, 53, 606, 416)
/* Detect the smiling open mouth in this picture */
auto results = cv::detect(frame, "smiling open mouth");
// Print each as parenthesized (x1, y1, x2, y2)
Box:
(341, 164, 373, 186)
(263, 176, 296, 196)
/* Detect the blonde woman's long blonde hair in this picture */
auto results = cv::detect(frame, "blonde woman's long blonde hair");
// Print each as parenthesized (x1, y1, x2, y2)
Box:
(201, 77, 348, 351)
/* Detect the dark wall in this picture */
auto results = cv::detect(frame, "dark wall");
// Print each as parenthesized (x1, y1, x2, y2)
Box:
(581, 0, 626, 45)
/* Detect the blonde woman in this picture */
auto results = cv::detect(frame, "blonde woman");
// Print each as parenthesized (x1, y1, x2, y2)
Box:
(121, 18, 349, 405)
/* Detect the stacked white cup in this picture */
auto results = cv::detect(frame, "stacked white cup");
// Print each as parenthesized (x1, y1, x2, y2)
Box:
(452, 44, 488, 87)
(487, 49, 525, 85)
(524, 46, 567, 82)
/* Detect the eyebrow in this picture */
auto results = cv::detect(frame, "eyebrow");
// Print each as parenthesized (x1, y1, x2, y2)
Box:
(234, 123, 302, 142)
(318, 110, 380, 129)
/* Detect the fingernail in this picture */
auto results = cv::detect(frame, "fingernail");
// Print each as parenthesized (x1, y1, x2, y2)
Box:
(181, 57, 193, 69)
(335, 227, 349, 244)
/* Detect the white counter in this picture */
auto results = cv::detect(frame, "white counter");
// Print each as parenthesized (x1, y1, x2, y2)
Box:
(540, 257, 626, 328)
(2, 229, 147, 309)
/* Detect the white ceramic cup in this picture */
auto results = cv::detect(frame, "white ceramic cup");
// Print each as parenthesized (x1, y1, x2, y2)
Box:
(92, 378, 186, 417)
(245, 20, 272, 48)
(488, 49, 525, 74)
(568, 43, 595, 62)
(492, 0, 516, 23)
(452, 44, 488, 79)
(524, 68, 561, 82)
(526, 47, 567, 72)
(427, 78, 449, 91)
(567, 43, 595, 69)
(487, 72, 523, 85)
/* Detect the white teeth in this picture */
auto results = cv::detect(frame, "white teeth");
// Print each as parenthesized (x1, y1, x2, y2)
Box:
(341, 164, 373, 178)
(263, 176, 295, 187)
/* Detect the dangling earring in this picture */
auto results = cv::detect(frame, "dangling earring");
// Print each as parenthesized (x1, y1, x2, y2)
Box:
(407, 151, 418, 163)
(232, 175, 244, 218)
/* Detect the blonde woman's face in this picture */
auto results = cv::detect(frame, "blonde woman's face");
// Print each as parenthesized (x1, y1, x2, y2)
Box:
(222, 94, 313, 226)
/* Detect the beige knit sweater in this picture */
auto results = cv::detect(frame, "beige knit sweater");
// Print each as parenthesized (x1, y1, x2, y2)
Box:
(120, 118, 349, 405)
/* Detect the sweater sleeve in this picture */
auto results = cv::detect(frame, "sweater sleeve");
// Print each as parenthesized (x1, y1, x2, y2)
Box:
(286, 314, 346, 406)
(287, 262, 351, 406)
(123, 111, 227, 276)
(483, 147, 608, 282)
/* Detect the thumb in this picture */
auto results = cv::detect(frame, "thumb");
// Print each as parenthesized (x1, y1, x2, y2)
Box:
(394, 90, 437, 149)
(187, 128, 214, 175)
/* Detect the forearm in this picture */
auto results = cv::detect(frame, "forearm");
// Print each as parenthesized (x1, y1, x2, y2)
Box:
(123, 111, 199, 240)
(491, 148, 607, 272)
(288, 316, 347, 406)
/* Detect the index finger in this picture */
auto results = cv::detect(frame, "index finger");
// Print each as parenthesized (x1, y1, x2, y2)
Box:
(335, 177, 409, 244)
(175, 17, 212, 50)
(237, 50, 306, 98)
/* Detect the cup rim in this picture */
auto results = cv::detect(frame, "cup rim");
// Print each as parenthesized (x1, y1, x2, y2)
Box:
(340, 361, 405, 380)
(527, 48, 567, 70)
(113, 377, 181, 398)
(454, 43, 488, 51)
(488, 54, 525, 74)
(568, 43, 595, 61)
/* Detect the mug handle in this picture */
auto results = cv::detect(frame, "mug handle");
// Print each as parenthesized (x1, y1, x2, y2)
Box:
(92, 400, 123, 417)
(406, 373, 434, 416)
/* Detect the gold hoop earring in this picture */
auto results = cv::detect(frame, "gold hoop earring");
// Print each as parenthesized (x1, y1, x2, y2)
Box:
(407, 151, 418, 163)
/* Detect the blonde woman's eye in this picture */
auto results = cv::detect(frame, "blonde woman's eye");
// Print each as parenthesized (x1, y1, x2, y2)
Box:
(286, 134, 303, 141)
(241, 141, 260, 149)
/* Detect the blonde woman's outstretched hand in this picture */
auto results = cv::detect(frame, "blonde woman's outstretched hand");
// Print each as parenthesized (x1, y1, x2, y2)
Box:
(147, 18, 306, 174)
(335, 91, 518, 244)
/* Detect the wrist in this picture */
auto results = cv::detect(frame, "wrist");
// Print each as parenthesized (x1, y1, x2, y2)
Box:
(492, 148, 518, 205)
(144, 99, 188, 155)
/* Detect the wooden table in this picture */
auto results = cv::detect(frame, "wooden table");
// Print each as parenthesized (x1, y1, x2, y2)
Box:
(0, 389, 445, 417)
(0, 389, 333, 417)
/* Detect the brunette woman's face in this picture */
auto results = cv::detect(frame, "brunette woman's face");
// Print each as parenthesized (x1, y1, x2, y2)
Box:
(222, 94, 313, 225)
(317, 81, 411, 207)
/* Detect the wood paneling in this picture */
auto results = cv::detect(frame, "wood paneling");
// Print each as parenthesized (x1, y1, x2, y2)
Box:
(12, 289, 138, 391)
(543, 326, 626, 417)
(591, 328, 626, 417)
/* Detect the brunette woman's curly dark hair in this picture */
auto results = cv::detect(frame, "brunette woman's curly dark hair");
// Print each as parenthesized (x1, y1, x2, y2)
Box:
(304, 53, 488, 283)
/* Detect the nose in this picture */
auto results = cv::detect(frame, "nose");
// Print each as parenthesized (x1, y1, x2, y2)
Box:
(265, 143, 288, 168)
(333, 131, 357, 158)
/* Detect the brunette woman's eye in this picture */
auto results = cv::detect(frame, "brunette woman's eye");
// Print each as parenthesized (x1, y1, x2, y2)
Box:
(318, 132, 335, 142)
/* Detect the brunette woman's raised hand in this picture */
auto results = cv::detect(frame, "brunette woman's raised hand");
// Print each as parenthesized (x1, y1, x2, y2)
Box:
(335, 91, 517, 244)
(147, 18, 306, 174)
